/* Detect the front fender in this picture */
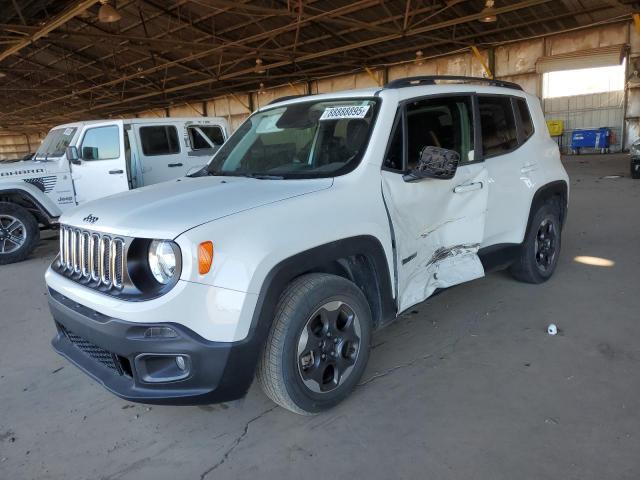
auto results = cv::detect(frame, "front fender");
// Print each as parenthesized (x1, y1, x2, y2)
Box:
(0, 181, 62, 218)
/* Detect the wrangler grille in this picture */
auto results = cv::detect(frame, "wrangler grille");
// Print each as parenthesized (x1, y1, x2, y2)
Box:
(59, 225, 125, 289)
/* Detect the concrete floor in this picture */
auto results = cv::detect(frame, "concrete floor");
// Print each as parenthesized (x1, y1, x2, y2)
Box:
(1, 154, 639, 480)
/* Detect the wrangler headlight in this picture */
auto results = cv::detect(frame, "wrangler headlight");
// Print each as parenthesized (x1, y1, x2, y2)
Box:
(148, 240, 178, 284)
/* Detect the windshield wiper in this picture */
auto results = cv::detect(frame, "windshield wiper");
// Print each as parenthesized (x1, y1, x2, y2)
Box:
(241, 173, 284, 180)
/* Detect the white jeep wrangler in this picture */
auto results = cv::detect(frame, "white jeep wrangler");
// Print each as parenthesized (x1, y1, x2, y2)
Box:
(45, 77, 569, 414)
(0, 117, 228, 264)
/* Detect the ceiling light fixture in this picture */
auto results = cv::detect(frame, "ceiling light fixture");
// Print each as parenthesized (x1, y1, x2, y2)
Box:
(255, 58, 266, 74)
(415, 50, 424, 66)
(478, 0, 497, 23)
(98, 0, 121, 23)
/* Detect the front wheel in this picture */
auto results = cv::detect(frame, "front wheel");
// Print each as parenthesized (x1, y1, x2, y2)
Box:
(510, 202, 562, 284)
(256, 273, 372, 415)
(0, 202, 39, 265)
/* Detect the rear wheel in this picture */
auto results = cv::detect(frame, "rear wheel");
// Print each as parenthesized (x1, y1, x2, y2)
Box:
(0, 202, 39, 265)
(510, 202, 561, 284)
(257, 273, 372, 415)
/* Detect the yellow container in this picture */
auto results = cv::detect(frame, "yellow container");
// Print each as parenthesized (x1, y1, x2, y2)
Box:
(546, 120, 564, 137)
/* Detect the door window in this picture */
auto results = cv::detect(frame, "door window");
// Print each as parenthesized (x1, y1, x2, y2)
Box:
(80, 125, 120, 160)
(405, 96, 474, 170)
(188, 125, 225, 149)
(139, 126, 180, 156)
(478, 96, 518, 157)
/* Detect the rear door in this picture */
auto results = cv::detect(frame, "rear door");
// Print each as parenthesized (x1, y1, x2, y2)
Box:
(381, 94, 489, 312)
(71, 122, 129, 204)
(133, 124, 184, 186)
(479, 95, 535, 246)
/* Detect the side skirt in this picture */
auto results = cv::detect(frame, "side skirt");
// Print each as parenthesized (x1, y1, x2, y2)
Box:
(478, 243, 522, 273)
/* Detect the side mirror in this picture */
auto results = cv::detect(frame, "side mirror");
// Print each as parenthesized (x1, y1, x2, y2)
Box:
(66, 146, 81, 165)
(403, 146, 459, 182)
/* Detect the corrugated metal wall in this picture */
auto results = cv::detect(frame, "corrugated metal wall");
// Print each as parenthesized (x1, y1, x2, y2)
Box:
(544, 91, 625, 153)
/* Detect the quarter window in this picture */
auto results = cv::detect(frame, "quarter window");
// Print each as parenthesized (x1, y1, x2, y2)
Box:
(478, 96, 518, 157)
(383, 114, 404, 170)
(187, 125, 225, 150)
(80, 125, 120, 160)
(515, 98, 534, 141)
(140, 126, 180, 156)
(405, 95, 475, 170)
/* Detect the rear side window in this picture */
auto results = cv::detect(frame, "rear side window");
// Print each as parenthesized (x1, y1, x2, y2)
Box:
(515, 98, 534, 141)
(478, 96, 518, 157)
(140, 126, 180, 156)
(80, 125, 120, 160)
(188, 125, 225, 150)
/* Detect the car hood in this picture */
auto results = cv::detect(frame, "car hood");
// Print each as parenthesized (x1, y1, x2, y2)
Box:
(61, 175, 333, 238)
(0, 159, 62, 179)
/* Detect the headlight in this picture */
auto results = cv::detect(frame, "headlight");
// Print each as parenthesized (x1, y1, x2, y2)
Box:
(631, 143, 640, 155)
(148, 240, 178, 284)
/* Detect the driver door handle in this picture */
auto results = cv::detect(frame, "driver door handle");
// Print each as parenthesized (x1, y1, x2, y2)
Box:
(168, 163, 183, 168)
(109, 169, 124, 174)
(453, 182, 483, 194)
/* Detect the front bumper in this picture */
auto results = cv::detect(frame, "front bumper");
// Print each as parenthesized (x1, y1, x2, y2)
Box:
(49, 288, 256, 405)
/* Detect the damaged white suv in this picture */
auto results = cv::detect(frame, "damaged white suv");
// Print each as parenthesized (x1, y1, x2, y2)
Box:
(45, 76, 569, 414)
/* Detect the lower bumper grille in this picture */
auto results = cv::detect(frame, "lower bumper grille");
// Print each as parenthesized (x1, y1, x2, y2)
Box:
(60, 324, 123, 375)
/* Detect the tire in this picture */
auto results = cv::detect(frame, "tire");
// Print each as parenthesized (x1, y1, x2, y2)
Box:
(256, 273, 372, 415)
(631, 160, 640, 179)
(0, 202, 40, 265)
(510, 201, 561, 284)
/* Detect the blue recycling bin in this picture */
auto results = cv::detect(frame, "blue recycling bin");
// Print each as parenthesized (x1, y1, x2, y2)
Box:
(570, 128, 611, 154)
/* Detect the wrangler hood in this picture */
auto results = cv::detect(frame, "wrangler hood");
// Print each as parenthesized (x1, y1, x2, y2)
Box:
(61, 176, 333, 238)
(0, 159, 61, 179)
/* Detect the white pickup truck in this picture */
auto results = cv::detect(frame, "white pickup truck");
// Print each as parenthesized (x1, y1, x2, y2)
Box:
(0, 117, 228, 264)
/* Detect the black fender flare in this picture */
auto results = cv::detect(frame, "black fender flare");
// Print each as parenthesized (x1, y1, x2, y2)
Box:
(524, 180, 568, 237)
(0, 188, 58, 224)
(215, 236, 395, 399)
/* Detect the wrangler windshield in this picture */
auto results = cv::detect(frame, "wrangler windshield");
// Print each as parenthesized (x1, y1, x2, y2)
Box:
(207, 98, 378, 178)
(34, 127, 77, 159)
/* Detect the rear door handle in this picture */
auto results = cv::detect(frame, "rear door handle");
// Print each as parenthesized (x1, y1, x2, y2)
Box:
(521, 163, 538, 173)
(453, 182, 483, 194)
(109, 169, 124, 174)
(168, 163, 183, 168)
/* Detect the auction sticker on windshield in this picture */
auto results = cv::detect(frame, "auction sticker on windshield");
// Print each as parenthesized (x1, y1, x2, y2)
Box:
(320, 105, 370, 121)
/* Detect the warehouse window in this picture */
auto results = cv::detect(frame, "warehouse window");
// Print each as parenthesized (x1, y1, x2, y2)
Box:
(478, 96, 518, 157)
(80, 125, 120, 160)
(543, 65, 624, 98)
(187, 125, 225, 150)
(140, 126, 180, 156)
(515, 98, 534, 141)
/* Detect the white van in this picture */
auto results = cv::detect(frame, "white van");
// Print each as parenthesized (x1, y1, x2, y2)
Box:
(0, 117, 228, 264)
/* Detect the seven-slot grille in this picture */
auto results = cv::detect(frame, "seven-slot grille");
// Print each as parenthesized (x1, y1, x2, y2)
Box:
(59, 225, 125, 289)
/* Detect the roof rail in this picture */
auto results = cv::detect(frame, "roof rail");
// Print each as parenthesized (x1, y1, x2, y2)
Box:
(384, 76, 523, 91)
(267, 94, 311, 105)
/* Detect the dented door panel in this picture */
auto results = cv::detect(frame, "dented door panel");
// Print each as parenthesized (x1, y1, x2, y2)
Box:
(381, 162, 489, 312)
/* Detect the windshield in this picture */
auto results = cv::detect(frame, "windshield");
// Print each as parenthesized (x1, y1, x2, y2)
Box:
(34, 127, 77, 159)
(207, 98, 378, 178)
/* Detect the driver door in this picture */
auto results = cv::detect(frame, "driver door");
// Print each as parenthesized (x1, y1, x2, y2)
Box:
(381, 94, 489, 312)
(71, 122, 129, 204)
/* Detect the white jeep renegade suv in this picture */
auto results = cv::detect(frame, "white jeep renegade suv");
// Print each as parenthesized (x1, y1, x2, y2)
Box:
(45, 76, 569, 415)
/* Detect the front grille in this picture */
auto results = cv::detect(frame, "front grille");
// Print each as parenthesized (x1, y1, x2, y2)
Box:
(59, 225, 125, 290)
(60, 325, 123, 375)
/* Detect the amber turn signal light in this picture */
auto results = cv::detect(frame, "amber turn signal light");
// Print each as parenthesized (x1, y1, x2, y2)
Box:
(198, 241, 214, 274)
